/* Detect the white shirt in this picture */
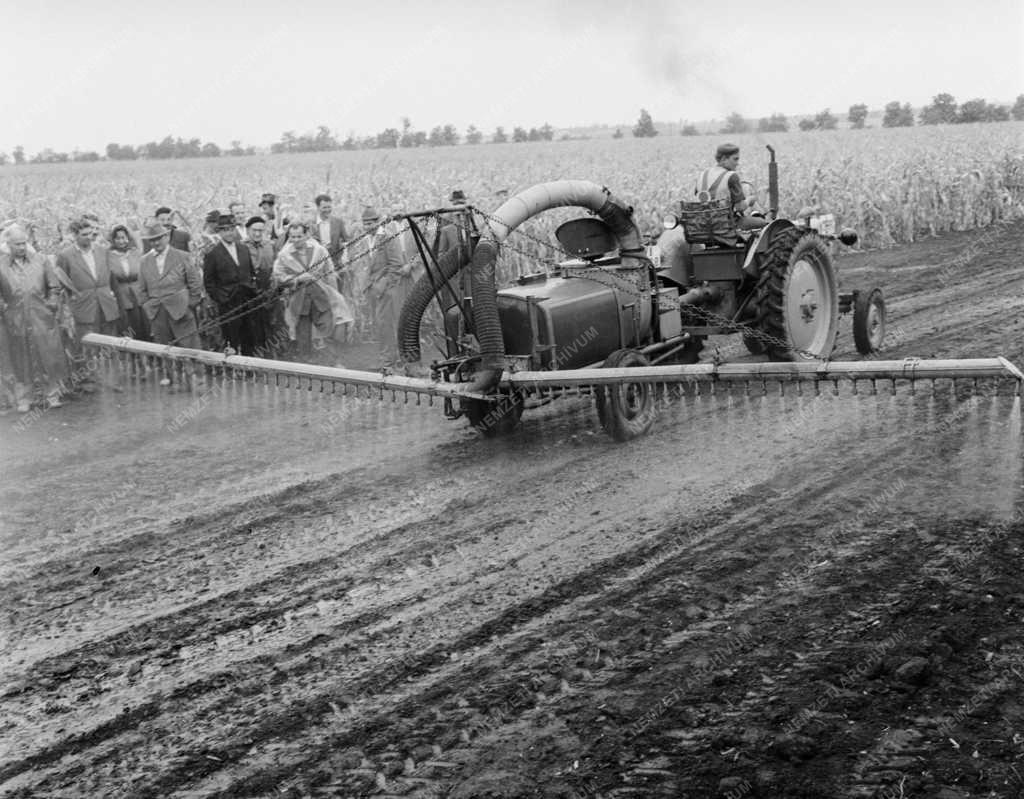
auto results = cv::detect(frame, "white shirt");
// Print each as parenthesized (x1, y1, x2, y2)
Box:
(78, 245, 97, 280)
(318, 218, 332, 245)
(155, 248, 169, 277)
(114, 250, 132, 277)
(222, 241, 239, 265)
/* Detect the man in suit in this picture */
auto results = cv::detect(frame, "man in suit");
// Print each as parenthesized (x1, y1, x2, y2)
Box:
(55, 217, 121, 377)
(203, 213, 259, 355)
(154, 207, 192, 253)
(137, 224, 203, 386)
(242, 215, 277, 356)
(258, 193, 284, 243)
(311, 194, 349, 270)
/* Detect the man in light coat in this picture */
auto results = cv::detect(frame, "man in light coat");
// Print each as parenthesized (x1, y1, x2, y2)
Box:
(137, 224, 202, 386)
(0, 226, 68, 411)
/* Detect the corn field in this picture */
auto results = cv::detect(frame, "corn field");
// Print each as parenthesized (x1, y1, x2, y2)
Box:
(1, 122, 1020, 274)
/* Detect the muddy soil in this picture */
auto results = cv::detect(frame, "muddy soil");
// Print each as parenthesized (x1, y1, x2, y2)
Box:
(2, 222, 1024, 798)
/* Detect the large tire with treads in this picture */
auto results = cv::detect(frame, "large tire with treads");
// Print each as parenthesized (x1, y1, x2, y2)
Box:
(752, 228, 838, 361)
(595, 349, 656, 442)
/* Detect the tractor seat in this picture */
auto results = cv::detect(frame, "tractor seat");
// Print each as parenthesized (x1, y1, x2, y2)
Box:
(679, 199, 739, 248)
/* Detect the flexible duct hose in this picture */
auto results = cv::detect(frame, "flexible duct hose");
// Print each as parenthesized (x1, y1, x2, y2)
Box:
(398, 180, 642, 393)
(397, 246, 469, 363)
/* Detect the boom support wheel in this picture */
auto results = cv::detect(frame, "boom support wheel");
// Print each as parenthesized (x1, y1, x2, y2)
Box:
(595, 349, 656, 441)
(752, 228, 839, 361)
(852, 287, 886, 355)
(463, 393, 523, 437)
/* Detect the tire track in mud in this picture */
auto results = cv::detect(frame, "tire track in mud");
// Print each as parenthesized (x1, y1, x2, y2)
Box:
(187, 398, 1013, 797)
(12, 389, 995, 794)
(4, 389, 1015, 794)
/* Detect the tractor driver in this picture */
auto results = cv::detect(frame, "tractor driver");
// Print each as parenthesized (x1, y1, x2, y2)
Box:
(695, 143, 766, 231)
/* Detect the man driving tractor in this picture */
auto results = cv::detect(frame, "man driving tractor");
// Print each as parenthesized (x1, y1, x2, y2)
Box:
(695, 143, 767, 231)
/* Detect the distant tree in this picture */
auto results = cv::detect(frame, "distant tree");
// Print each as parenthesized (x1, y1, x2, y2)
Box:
(882, 101, 914, 127)
(813, 108, 838, 130)
(492, 126, 508, 144)
(680, 123, 699, 136)
(539, 123, 554, 141)
(376, 128, 400, 148)
(1012, 94, 1024, 121)
(73, 150, 100, 162)
(757, 113, 789, 133)
(313, 125, 338, 150)
(797, 117, 816, 132)
(0, 153, 8, 166)
(847, 103, 869, 129)
(427, 126, 445, 146)
(341, 135, 358, 151)
(12, 146, 25, 165)
(957, 97, 991, 123)
(465, 124, 483, 144)
(441, 124, 459, 146)
(105, 142, 137, 160)
(612, 128, 624, 139)
(720, 112, 749, 135)
(228, 140, 244, 156)
(920, 93, 958, 125)
(399, 117, 423, 148)
(512, 126, 529, 143)
(527, 127, 541, 142)
(633, 108, 658, 138)
(201, 142, 221, 157)
(32, 149, 69, 164)
(988, 104, 1010, 122)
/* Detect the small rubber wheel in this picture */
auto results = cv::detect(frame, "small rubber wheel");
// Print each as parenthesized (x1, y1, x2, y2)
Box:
(464, 393, 523, 437)
(852, 287, 886, 355)
(594, 349, 656, 442)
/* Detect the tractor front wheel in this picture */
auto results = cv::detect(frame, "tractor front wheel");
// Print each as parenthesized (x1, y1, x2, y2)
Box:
(595, 349, 656, 442)
(852, 287, 886, 355)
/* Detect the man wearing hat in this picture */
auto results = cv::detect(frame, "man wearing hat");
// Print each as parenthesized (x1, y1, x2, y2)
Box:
(360, 206, 410, 369)
(137, 223, 202, 383)
(203, 214, 259, 355)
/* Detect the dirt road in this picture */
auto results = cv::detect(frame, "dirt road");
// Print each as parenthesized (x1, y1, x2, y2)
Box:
(2, 222, 1023, 798)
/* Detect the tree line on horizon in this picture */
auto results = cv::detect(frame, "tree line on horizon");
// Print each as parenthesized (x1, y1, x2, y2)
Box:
(3, 93, 1021, 165)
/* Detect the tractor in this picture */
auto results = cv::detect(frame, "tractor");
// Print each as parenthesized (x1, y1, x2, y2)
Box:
(395, 146, 887, 441)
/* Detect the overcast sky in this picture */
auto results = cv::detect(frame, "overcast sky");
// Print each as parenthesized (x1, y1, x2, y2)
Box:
(3, 0, 1021, 153)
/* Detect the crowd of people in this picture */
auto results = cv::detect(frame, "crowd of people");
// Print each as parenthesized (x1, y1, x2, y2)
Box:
(0, 191, 473, 414)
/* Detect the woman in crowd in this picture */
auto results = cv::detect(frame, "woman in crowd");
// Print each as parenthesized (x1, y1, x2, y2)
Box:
(107, 225, 150, 341)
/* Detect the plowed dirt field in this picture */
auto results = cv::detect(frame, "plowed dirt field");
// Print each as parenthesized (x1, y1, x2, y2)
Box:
(2, 222, 1024, 798)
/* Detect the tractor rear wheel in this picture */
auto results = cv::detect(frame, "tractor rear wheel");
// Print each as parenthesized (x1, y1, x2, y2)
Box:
(464, 393, 523, 437)
(595, 349, 656, 442)
(752, 228, 839, 361)
(852, 287, 886, 355)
